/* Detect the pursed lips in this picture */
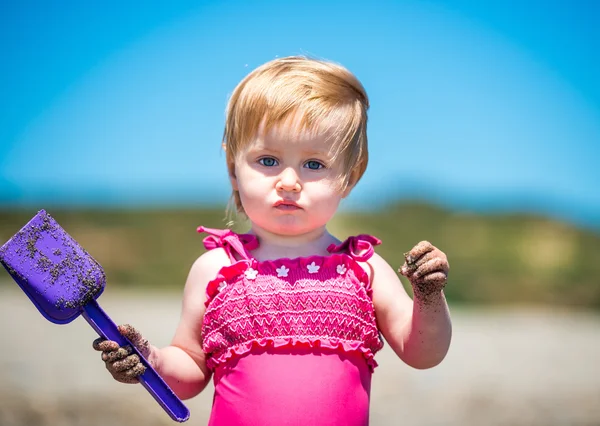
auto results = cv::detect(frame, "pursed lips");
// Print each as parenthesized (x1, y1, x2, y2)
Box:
(273, 200, 302, 210)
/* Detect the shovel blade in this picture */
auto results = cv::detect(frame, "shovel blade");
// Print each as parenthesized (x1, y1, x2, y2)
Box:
(0, 210, 105, 324)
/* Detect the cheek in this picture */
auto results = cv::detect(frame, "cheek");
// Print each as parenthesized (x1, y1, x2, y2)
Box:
(306, 179, 342, 198)
(237, 184, 259, 208)
(237, 170, 270, 203)
(303, 183, 344, 216)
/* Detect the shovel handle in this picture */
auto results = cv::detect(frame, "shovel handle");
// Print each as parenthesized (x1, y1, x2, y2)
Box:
(82, 299, 190, 422)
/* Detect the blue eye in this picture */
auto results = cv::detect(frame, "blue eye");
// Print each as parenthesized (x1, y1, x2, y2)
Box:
(305, 160, 324, 170)
(259, 157, 278, 167)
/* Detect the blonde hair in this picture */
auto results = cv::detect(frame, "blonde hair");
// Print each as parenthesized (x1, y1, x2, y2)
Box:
(223, 56, 369, 214)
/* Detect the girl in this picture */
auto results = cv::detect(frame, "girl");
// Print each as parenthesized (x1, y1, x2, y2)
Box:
(93, 56, 452, 425)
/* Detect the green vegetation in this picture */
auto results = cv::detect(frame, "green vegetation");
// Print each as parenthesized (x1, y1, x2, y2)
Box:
(1, 204, 599, 309)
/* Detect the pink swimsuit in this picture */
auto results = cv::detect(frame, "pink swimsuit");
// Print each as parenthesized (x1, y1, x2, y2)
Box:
(198, 227, 384, 426)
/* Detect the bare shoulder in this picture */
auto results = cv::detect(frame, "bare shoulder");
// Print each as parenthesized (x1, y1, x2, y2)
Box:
(172, 248, 231, 343)
(168, 248, 232, 377)
(368, 252, 405, 288)
(187, 248, 231, 287)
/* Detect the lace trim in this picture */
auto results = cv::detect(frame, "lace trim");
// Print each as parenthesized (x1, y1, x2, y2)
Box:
(204, 253, 372, 307)
(205, 336, 380, 372)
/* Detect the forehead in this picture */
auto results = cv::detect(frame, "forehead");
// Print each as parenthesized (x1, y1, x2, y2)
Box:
(248, 114, 335, 153)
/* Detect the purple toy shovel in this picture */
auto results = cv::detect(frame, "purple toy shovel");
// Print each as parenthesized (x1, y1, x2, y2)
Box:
(0, 210, 190, 422)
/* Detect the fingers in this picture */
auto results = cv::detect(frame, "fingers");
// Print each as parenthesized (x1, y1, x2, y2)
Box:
(116, 362, 146, 383)
(109, 356, 146, 384)
(112, 358, 146, 382)
(111, 353, 141, 372)
(399, 242, 449, 296)
(92, 324, 140, 353)
(419, 271, 448, 287)
(105, 352, 147, 384)
(118, 324, 142, 344)
(404, 241, 434, 266)
(118, 324, 150, 357)
(413, 256, 449, 280)
(400, 250, 436, 275)
(93, 338, 119, 353)
(102, 345, 133, 363)
(93, 324, 150, 385)
(130, 362, 147, 377)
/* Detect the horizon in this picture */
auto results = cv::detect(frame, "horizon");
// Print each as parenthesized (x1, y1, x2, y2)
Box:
(1, 1, 598, 230)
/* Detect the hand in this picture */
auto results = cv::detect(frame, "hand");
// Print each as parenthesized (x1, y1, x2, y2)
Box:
(399, 241, 449, 298)
(92, 324, 154, 384)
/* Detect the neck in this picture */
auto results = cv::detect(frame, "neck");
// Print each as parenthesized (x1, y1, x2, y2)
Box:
(249, 225, 337, 260)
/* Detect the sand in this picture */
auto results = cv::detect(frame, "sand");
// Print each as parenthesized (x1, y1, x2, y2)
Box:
(1, 284, 599, 426)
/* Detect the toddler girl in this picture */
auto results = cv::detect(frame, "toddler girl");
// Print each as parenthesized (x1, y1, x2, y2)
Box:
(93, 56, 452, 425)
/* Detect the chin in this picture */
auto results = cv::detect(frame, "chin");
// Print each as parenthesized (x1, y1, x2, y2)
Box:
(257, 218, 313, 236)
(269, 223, 307, 236)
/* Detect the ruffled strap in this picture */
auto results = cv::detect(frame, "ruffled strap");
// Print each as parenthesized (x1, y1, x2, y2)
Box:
(327, 234, 381, 262)
(197, 226, 258, 263)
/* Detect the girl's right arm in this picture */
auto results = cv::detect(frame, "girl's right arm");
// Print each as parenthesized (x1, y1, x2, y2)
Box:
(156, 247, 231, 399)
(94, 247, 231, 400)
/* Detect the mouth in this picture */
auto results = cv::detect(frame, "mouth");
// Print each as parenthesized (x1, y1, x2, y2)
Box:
(273, 200, 302, 210)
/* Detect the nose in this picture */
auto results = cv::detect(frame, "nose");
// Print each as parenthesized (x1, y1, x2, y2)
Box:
(276, 167, 302, 192)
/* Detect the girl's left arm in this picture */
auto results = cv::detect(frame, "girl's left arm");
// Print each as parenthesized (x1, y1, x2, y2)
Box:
(369, 241, 452, 369)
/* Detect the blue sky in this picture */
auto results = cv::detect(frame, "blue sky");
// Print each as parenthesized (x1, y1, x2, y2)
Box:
(1, 0, 599, 229)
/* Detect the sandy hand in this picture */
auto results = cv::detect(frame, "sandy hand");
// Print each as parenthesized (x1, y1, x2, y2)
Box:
(92, 324, 154, 384)
(399, 241, 449, 298)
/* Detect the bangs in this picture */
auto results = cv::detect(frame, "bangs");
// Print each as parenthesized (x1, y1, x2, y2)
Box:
(225, 60, 367, 165)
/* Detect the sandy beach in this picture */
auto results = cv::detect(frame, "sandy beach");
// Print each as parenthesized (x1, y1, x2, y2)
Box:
(1, 285, 599, 426)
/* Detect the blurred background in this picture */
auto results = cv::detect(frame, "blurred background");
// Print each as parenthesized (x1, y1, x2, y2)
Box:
(1, 1, 599, 425)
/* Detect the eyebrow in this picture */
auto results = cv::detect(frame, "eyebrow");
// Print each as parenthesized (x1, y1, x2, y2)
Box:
(301, 149, 331, 158)
(248, 129, 336, 158)
(246, 145, 278, 154)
